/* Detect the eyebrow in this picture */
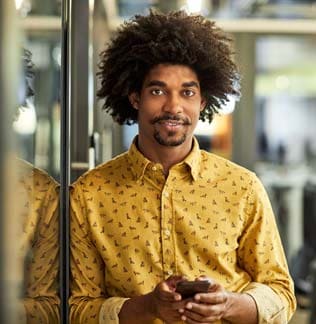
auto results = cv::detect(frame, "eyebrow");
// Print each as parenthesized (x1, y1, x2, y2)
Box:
(145, 80, 200, 88)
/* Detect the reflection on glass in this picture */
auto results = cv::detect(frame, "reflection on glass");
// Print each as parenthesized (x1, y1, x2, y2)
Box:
(17, 159, 60, 323)
(15, 0, 61, 16)
(9, 3, 62, 322)
(13, 48, 60, 323)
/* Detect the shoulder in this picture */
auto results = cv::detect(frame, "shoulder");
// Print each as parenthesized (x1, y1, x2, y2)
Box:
(17, 158, 59, 190)
(199, 150, 259, 184)
(71, 151, 129, 190)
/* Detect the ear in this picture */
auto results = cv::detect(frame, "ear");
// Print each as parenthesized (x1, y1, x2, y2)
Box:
(128, 92, 140, 110)
(200, 97, 207, 111)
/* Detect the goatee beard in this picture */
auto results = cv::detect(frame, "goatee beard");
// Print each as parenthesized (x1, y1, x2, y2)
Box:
(153, 130, 187, 147)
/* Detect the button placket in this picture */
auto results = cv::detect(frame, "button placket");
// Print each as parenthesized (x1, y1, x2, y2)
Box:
(161, 183, 175, 278)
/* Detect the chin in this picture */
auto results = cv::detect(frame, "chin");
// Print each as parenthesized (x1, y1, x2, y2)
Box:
(154, 132, 187, 147)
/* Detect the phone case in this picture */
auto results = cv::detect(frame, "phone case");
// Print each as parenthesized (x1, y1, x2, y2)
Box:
(175, 280, 211, 298)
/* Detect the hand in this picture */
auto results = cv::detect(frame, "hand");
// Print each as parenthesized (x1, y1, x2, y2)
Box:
(149, 276, 189, 323)
(179, 277, 229, 323)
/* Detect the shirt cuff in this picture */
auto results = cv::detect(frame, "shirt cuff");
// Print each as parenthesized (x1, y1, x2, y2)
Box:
(99, 297, 130, 324)
(242, 282, 286, 324)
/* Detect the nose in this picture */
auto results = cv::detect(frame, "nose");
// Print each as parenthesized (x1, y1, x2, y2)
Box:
(163, 93, 183, 114)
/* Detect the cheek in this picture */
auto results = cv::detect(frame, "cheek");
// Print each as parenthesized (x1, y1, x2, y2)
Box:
(191, 117, 200, 130)
(188, 106, 202, 122)
(139, 99, 163, 116)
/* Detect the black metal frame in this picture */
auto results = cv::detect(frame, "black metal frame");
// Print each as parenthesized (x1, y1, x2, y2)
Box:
(310, 268, 316, 324)
(60, 0, 71, 322)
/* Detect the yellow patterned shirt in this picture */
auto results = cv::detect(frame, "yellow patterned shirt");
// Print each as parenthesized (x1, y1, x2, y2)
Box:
(17, 159, 60, 323)
(69, 138, 296, 324)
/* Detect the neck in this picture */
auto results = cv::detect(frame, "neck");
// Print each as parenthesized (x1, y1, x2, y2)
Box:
(137, 135, 193, 176)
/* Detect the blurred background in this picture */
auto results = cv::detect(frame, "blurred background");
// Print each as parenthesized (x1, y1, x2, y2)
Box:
(0, 0, 315, 323)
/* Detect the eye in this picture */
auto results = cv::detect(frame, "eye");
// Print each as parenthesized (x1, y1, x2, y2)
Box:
(151, 89, 164, 96)
(183, 89, 195, 97)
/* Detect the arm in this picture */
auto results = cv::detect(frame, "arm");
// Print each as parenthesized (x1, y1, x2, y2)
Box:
(69, 184, 110, 323)
(237, 175, 296, 323)
(70, 184, 178, 323)
(178, 175, 296, 324)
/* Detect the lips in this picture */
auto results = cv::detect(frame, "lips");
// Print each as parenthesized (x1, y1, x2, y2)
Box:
(152, 115, 191, 126)
(155, 120, 187, 134)
(158, 120, 184, 126)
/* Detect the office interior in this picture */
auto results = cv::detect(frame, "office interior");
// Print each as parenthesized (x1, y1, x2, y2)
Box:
(0, 0, 316, 323)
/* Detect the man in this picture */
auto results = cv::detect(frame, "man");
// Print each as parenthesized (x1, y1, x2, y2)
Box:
(69, 10, 296, 324)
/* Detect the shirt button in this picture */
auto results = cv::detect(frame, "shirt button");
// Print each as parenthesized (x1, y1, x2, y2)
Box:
(167, 270, 173, 276)
(164, 192, 169, 198)
(165, 229, 171, 236)
(152, 166, 157, 171)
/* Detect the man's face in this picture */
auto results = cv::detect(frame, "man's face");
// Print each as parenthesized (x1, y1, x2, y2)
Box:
(130, 64, 205, 148)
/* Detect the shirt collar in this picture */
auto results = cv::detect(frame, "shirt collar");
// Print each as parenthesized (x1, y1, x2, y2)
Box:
(127, 136, 201, 182)
(183, 137, 201, 181)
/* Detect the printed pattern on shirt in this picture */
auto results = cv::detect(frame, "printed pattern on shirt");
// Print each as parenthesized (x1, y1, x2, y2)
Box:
(69, 138, 295, 324)
(17, 159, 60, 323)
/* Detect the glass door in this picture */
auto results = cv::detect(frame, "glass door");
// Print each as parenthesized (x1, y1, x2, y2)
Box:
(0, 0, 63, 322)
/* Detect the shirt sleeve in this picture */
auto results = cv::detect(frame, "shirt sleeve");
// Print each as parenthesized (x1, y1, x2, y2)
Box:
(237, 175, 296, 323)
(69, 182, 129, 323)
(99, 297, 130, 323)
(23, 184, 60, 323)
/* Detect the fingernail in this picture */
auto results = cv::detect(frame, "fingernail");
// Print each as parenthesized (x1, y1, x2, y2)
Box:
(181, 315, 186, 321)
(178, 308, 184, 313)
(174, 294, 181, 301)
(195, 294, 201, 301)
(186, 303, 192, 309)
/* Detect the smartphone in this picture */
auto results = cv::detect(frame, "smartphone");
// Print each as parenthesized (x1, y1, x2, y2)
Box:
(175, 280, 211, 298)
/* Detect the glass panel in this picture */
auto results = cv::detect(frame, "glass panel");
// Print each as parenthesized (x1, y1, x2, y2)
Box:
(0, 1, 22, 322)
(0, 0, 62, 322)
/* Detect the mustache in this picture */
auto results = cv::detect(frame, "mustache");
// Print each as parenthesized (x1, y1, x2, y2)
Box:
(151, 114, 191, 125)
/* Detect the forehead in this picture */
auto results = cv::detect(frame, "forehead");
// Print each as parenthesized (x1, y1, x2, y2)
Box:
(143, 64, 199, 85)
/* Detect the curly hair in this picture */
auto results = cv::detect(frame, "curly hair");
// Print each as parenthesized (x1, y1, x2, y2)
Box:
(97, 10, 240, 125)
(22, 48, 35, 99)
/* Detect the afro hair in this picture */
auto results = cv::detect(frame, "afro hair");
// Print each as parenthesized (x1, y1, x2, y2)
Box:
(97, 10, 240, 125)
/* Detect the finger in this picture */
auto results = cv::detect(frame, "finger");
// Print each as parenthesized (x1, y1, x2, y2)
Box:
(166, 275, 187, 288)
(209, 282, 224, 293)
(158, 282, 182, 301)
(185, 301, 224, 317)
(194, 291, 228, 304)
(194, 276, 221, 293)
(171, 299, 189, 310)
(160, 281, 173, 292)
(159, 290, 182, 301)
(181, 312, 222, 324)
(195, 275, 211, 281)
(186, 302, 211, 316)
(165, 311, 184, 322)
(183, 303, 223, 322)
(180, 316, 205, 324)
